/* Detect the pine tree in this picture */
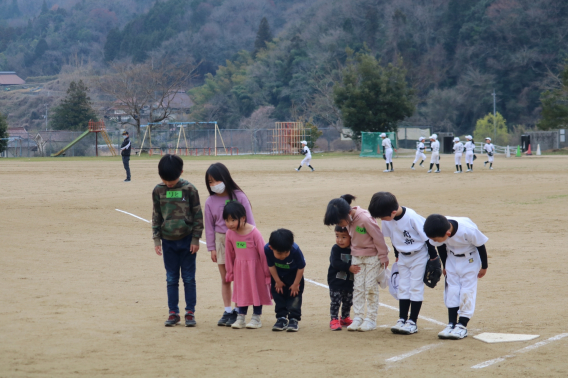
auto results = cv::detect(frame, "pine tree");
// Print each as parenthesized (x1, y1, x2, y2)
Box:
(50, 80, 98, 131)
(9, 0, 22, 17)
(34, 39, 48, 59)
(41, 0, 48, 14)
(104, 28, 122, 62)
(253, 17, 272, 56)
(0, 111, 8, 153)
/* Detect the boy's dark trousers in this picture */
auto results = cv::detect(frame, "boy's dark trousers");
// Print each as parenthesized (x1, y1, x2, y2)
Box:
(271, 276, 304, 320)
(122, 155, 131, 180)
(162, 234, 196, 314)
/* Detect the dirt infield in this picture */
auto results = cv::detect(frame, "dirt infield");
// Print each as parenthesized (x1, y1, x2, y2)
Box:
(1, 153, 568, 377)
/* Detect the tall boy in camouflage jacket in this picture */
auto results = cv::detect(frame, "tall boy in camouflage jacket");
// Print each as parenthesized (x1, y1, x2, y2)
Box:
(152, 154, 204, 327)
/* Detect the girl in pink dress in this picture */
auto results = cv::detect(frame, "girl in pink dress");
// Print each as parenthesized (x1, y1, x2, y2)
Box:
(224, 201, 272, 329)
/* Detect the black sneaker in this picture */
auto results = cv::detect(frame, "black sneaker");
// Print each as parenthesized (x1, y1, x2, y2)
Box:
(124, 178, 131, 182)
(185, 311, 196, 327)
(218, 311, 232, 326)
(225, 309, 239, 327)
(287, 318, 299, 332)
(164, 311, 180, 327)
(272, 317, 289, 331)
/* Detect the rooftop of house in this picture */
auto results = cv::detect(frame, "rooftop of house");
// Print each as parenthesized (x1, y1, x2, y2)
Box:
(0, 72, 25, 85)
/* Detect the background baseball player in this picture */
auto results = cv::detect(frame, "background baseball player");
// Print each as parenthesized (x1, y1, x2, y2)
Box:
(368, 192, 439, 335)
(423, 214, 489, 340)
(295, 141, 314, 172)
(453, 137, 464, 174)
(428, 134, 440, 173)
(464, 135, 475, 172)
(411, 137, 427, 170)
(381, 133, 394, 172)
(484, 138, 495, 170)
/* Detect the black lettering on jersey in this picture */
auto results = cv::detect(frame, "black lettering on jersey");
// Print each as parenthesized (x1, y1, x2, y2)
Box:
(403, 230, 415, 245)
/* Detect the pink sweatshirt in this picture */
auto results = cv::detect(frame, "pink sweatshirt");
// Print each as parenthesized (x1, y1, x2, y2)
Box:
(347, 206, 389, 263)
(204, 190, 255, 251)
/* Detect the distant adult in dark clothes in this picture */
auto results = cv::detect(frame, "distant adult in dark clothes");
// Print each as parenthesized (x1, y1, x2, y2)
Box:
(120, 131, 131, 182)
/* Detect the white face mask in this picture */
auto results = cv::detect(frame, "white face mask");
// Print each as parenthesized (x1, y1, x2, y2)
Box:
(123, 135, 128, 139)
(210, 182, 225, 194)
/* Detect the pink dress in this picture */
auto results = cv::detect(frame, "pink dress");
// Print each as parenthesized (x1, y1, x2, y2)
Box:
(225, 227, 272, 306)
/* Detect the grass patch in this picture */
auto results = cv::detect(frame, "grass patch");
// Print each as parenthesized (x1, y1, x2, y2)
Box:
(541, 148, 568, 155)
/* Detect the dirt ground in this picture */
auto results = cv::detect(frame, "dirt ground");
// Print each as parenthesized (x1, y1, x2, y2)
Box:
(1, 153, 568, 377)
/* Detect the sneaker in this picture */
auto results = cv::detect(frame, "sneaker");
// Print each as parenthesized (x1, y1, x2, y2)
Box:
(391, 318, 406, 334)
(435, 170, 441, 173)
(272, 317, 288, 331)
(330, 319, 342, 331)
(390, 169, 394, 172)
(411, 166, 415, 170)
(466, 169, 471, 172)
(246, 314, 262, 329)
(383, 169, 390, 172)
(225, 309, 239, 327)
(427, 170, 432, 173)
(484, 162, 487, 167)
(419, 164, 424, 167)
(438, 323, 455, 339)
(340, 317, 353, 327)
(218, 311, 232, 326)
(287, 318, 299, 332)
(454, 171, 460, 174)
(164, 311, 180, 327)
(490, 167, 493, 170)
(311, 168, 315, 172)
(358, 318, 376, 332)
(185, 311, 196, 327)
(347, 317, 363, 331)
(124, 178, 131, 182)
(447, 324, 468, 339)
(295, 168, 299, 171)
(231, 314, 246, 329)
(399, 319, 417, 335)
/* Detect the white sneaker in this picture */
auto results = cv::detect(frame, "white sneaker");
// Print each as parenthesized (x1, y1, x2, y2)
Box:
(466, 169, 471, 172)
(447, 324, 468, 339)
(490, 167, 493, 170)
(427, 170, 432, 173)
(295, 168, 299, 171)
(435, 170, 441, 173)
(454, 171, 460, 174)
(411, 167, 415, 170)
(484, 162, 487, 167)
(358, 319, 376, 332)
(419, 164, 424, 167)
(399, 319, 417, 335)
(347, 317, 363, 331)
(246, 314, 262, 329)
(383, 169, 390, 173)
(231, 314, 246, 329)
(438, 323, 454, 339)
(391, 318, 406, 334)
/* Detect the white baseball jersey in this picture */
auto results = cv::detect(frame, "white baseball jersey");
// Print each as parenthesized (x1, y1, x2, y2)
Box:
(417, 142, 425, 153)
(453, 142, 464, 154)
(382, 138, 393, 151)
(303, 145, 311, 158)
(429, 217, 488, 256)
(430, 140, 440, 153)
(484, 143, 494, 154)
(465, 141, 475, 152)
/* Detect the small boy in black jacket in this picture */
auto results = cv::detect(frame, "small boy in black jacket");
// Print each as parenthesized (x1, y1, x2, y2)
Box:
(327, 226, 360, 331)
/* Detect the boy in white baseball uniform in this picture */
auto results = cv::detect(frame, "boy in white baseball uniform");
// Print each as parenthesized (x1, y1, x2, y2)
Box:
(411, 137, 426, 170)
(428, 134, 440, 173)
(381, 133, 394, 172)
(295, 141, 314, 172)
(423, 214, 489, 340)
(453, 137, 464, 174)
(368, 192, 439, 335)
(464, 135, 475, 172)
(484, 138, 494, 170)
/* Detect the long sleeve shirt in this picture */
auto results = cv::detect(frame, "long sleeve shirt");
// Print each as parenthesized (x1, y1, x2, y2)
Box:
(347, 206, 389, 264)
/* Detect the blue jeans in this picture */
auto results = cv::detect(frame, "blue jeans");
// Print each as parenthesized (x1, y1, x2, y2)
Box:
(162, 235, 196, 313)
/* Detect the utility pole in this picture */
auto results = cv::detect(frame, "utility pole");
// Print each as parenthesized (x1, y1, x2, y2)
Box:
(492, 89, 496, 142)
(45, 104, 48, 131)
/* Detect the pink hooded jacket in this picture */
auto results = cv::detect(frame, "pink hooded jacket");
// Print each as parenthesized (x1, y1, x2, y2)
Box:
(347, 206, 389, 263)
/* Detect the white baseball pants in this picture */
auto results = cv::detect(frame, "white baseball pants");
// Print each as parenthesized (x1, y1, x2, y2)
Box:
(300, 156, 311, 166)
(413, 152, 426, 164)
(487, 154, 494, 163)
(444, 251, 481, 319)
(352, 255, 380, 321)
(397, 248, 428, 301)
(454, 153, 462, 165)
(385, 148, 393, 164)
(465, 151, 474, 164)
(430, 151, 440, 164)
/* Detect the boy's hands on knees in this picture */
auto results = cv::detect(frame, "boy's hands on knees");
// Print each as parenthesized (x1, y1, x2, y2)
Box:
(274, 280, 286, 294)
(210, 250, 217, 262)
(443, 269, 446, 276)
(478, 268, 487, 278)
(190, 244, 199, 254)
(289, 282, 300, 297)
(349, 265, 361, 274)
(155, 246, 162, 256)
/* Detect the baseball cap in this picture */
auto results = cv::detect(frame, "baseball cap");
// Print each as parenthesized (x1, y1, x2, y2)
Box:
(122, 131, 129, 136)
(380, 133, 386, 138)
(485, 137, 491, 141)
(300, 140, 307, 144)
(453, 137, 460, 142)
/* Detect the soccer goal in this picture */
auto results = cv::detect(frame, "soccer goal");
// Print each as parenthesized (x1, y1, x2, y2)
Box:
(360, 132, 397, 158)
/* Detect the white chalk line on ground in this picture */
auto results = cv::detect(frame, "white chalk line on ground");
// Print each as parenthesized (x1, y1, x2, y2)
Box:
(471, 333, 568, 369)
(386, 343, 443, 363)
(116, 209, 444, 325)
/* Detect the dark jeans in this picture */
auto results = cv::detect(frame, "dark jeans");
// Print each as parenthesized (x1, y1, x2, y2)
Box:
(162, 234, 196, 313)
(329, 289, 353, 320)
(122, 155, 131, 179)
(238, 305, 262, 315)
(271, 276, 304, 320)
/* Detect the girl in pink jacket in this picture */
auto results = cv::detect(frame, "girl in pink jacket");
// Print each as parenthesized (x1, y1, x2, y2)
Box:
(224, 201, 271, 329)
(324, 194, 389, 332)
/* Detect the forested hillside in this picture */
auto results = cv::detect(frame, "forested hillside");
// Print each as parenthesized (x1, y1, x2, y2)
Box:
(1, 0, 568, 135)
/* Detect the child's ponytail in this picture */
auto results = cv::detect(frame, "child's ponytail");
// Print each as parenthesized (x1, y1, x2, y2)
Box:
(324, 194, 356, 226)
(340, 194, 356, 205)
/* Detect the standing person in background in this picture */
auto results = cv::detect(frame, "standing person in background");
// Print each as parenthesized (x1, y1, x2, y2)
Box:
(484, 138, 495, 170)
(381, 133, 394, 173)
(295, 141, 315, 172)
(120, 131, 131, 182)
(465, 135, 475, 172)
(428, 135, 441, 173)
(453, 137, 464, 174)
(411, 137, 426, 170)
(204, 163, 255, 327)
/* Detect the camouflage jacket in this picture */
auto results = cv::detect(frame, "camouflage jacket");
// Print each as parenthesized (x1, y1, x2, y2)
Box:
(152, 179, 203, 246)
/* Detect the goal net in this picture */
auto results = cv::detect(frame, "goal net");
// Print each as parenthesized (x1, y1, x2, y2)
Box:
(360, 132, 397, 157)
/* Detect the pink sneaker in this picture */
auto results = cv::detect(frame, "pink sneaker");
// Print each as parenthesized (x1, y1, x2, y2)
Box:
(340, 316, 353, 326)
(330, 319, 342, 331)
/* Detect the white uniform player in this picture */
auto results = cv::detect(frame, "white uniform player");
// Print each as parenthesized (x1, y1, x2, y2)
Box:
(411, 137, 427, 169)
(484, 138, 494, 170)
(453, 137, 464, 174)
(426, 216, 488, 340)
(381, 133, 394, 172)
(428, 135, 440, 173)
(381, 207, 438, 335)
(464, 135, 475, 172)
(295, 141, 314, 172)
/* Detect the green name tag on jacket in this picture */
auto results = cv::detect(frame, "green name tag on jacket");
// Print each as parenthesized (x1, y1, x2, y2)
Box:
(356, 226, 367, 234)
(275, 262, 290, 269)
(166, 190, 182, 199)
(236, 241, 247, 249)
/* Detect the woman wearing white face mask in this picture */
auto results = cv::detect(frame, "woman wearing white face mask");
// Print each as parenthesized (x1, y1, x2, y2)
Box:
(204, 162, 255, 327)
